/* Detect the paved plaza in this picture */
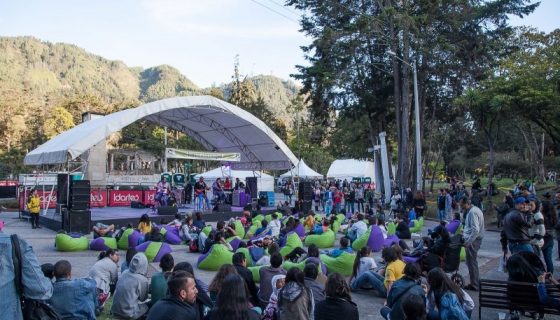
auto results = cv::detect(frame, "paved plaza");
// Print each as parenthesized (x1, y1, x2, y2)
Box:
(2, 210, 559, 320)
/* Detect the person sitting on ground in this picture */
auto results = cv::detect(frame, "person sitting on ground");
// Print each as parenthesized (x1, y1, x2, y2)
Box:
(304, 262, 326, 306)
(92, 222, 115, 239)
(396, 214, 412, 239)
(193, 211, 206, 230)
(277, 267, 314, 320)
(281, 217, 297, 236)
(180, 215, 200, 244)
(346, 213, 368, 243)
(138, 213, 152, 234)
(304, 210, 316, 230)
(537, 272, 560, 310)
(41, 263, 55, 282)
(144, 225, 164, 242)
(349, 246, 377, 285)
(263, 274, 286, 320)
(121, 248, 137, 274)
(255, 219, 271, 238)
(376, 216, 388, 239)
(402, 293, 428, 320)
(150, 253, 174, 305)
(256, 242, 280, 266)
(208, 264, 239, 304)
(351, 246, 405, 297)
(380, 262, 426, 320)
(323, 237, 353, 258)
(111, 252, 150, 320)
(426, 267, 474, 319)
(147, 271, 199, 320)
(315, 272, 359, 320)
(167, 213, 182, 228)
(174, 261, 213, 316)
(49, 260, 97, 319)
(309, 219, 330, 235)
(233, 252, 260, 306)
(269, 213, 282, 238)
(88, 248, 119, 307)
(258, 253, 287, 307)
(204, 274, 261, 320)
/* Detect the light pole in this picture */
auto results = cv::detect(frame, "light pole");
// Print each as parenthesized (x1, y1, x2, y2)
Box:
(387, 50, 422, 191)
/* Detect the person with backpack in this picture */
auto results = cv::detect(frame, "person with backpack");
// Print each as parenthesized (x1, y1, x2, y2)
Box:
(426, 268, 473, 320)
(380, 263, 426, 320)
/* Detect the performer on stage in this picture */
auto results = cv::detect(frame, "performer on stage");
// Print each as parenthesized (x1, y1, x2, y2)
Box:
(194, 176, 210, 210)
(224, 177, 232, 190)
(155, 176, 170, 206)
(212, 178, 226, 203)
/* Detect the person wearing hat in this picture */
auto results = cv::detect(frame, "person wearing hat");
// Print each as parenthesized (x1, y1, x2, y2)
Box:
(500, 197, 534, 255)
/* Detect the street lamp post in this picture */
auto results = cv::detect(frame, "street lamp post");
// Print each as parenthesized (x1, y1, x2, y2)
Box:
(387, 50, 422, 191)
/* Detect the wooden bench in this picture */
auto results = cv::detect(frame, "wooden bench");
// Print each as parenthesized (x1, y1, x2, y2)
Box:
(479, 279, 560, 319)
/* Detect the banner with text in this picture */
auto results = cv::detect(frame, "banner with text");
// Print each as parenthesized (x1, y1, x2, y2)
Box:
(166, 148, 241, 162)
(109, 190, 143, 207)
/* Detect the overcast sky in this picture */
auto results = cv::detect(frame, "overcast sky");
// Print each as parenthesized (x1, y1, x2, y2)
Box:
(0, 0, 557, 88)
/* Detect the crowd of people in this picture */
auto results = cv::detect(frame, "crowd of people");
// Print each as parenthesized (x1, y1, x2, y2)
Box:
(4, 176, 560, 320)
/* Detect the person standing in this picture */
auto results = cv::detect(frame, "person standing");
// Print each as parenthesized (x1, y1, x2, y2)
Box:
(27, 189, 41, 229)
(460, 197, 485, 291)
(500, 197, 534, 255)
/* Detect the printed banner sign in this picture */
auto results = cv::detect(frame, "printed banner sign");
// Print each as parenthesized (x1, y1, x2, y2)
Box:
(144, 189, 156, 206)
(90, 189, 107, 207)
(166, 148, 241, 162)
(109, 190, 143, 206)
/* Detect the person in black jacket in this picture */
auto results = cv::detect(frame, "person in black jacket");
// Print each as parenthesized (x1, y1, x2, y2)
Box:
(380, 262, 426, 320)
(315, 272, 359, 320)
(174, 262, 213, 317)
(500, 197, 534, 255)
(232, 252, 259, 306)
(147, 271, 199, 320)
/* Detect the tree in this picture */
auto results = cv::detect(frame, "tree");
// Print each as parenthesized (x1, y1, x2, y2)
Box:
(43, 106, 75, 139)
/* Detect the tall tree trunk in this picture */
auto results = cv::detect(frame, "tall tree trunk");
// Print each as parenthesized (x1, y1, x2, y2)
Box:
(401, 24, 412, 190)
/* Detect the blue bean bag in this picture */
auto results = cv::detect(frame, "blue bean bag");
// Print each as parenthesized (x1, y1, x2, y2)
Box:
(304, 229, 336, 248)
(197, 244, 234, 271)
(90, 237, 118, 251)
(135, 241, 173, 262)
(55, 233, 89, 252)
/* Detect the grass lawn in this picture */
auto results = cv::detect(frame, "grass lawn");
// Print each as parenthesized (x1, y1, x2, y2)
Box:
(97, 297, 113, 320)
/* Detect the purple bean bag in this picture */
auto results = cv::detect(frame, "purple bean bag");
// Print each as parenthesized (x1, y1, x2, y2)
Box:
(90, 237, 117, 251)
(383, 234, 400, 248)
(446, 220, 460, 235)
(228, 237, 242, 251)
(163, 226, 182, 245)
(403, 255, 420, 263)
(135, 241, 173, 262)
(128, 230, 142, 249)
(367, 225, 385, 252)
(293, 224, 305, 238)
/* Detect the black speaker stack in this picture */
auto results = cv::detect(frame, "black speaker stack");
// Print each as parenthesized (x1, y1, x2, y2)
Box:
(298, 181, 313, 201)
(62, 208, 91, 235)
(245, 177, 258, 200)
(157, 206, 178, 215)
(56, 173, 69, 205)
(300, 200, 313, 213)
(69, 180, 91, 210)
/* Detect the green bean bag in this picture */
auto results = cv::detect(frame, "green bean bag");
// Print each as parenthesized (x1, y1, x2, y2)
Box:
(265, 212, 283, 222)
(460, 247, 466, 261)
(236, 247, 253, 267)
(282, 258, 327, 274)
(201, 225, 212, 237)
(55, 233, 89, 252)
(336, 214, 346, 224)
(332, 220, 341, 233)
(253, 215, 265, 222)
(90, 237, 118, 251)
(387, 222, 397, 235)
(304, 229, 335, 248)
(246, 220, 262, 239)
(117, 228, 133, 250)
(320, 252, 356, 276)
(279, 232, 304, 256)
(351, 227, 372, 251)
(409, 217, 424, 233)
(135, 241, 173, 262)
(197, 244, 234, 271)
(234, 220, 245, 239)
(248, 265, 263, 283)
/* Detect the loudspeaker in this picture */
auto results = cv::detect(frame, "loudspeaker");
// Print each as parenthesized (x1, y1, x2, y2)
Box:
(213, 203, 232, 213)
(57, 173, 69, 205)
(298, 181, 313, 201)
(245, 177, 258, 200)
(69, 180, 91, 210)
(62, 209, 91, 235)
(157, 206, 178, 215)
(131, 201, 145, 209)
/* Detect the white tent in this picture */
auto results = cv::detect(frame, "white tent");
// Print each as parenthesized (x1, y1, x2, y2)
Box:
(280, 159, 323, 179)
(327, 159, 375, 181)
(194, 166, 274, 195)
(24, 96, 297, 170)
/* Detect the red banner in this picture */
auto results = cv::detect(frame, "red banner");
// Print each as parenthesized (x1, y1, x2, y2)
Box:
(144, 189, 156, 206)
(90, 189, 107, 207)
(109, 190, 143, 207)
(0, 180, 18, 186)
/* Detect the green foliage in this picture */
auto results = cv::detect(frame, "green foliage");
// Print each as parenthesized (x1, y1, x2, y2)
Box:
(43, 106, 75, 139)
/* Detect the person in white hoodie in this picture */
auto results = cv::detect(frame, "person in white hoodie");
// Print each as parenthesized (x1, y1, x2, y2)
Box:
(111, 252, 150, 319)
(269, 213, 282, 238)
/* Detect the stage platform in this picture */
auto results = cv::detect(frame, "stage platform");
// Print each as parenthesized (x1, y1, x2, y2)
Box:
(34, 204, 279, 232)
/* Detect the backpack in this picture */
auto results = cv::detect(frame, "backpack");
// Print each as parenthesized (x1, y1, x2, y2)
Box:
(439, 292, 468, 320)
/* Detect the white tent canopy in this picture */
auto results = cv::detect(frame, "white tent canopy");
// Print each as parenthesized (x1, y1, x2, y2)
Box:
(194, 166, 275, 193)
(327, 159, 375, 181)
(24, 96, 298, 170)
(280, 159, 323, 179)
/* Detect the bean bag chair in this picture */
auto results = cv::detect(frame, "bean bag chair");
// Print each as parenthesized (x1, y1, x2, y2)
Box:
(246, 220, 262, 239)
(409, 217, 424, 234)
(279, 232, 304, 256)
(236, 247, 253, 267)
(135, 241, 173, 262)
(331, 220, 341, 233)
(227, 236, 243, 251)
(383, 234, 400, 248)
(352, 226, 385, 252)
(460, 247, 466, 261)
(90, 237, 117, 251)
(336, 214, 346, 224)
(387, 222, 397, 236)
(117, 228, 142, 250)
(249, 246, 266, 262)
(293, 224, 305, 238)
(253, 215, 265, 222)
(403, 255, 420, 264)
(234, 220, 245, 239)
(445, 220, 461, 235)
(304, 229, 336, 249)
(320, 252, 356, 276)
(282, 257, 327, 274)
(201, 225, 212, 237)
(161, 226, 182, 245)
(248, 265, 263, 282)
(265, 212, 283, 222)
(55, 233, 89, 252)
(197, 244, 234, 271)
